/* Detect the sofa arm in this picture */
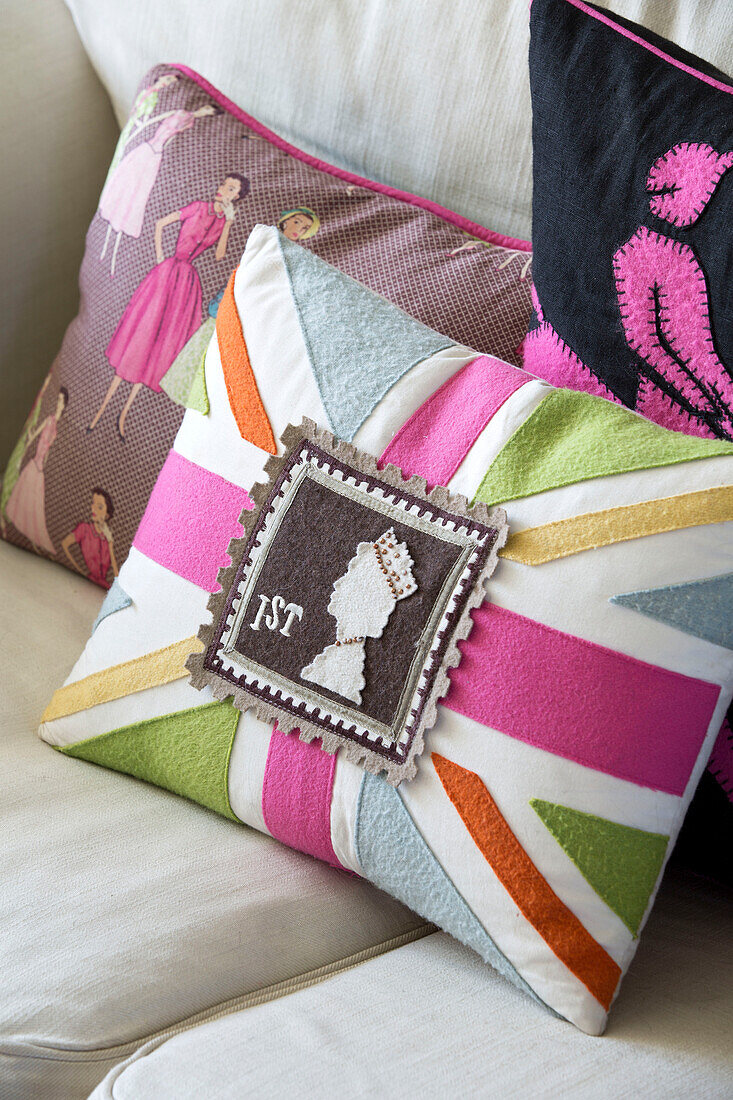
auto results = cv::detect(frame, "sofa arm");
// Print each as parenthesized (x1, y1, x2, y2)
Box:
(0, 0, 119, 465)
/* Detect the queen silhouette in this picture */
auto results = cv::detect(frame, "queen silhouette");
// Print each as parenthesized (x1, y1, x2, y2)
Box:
(301, 528, 417, 705)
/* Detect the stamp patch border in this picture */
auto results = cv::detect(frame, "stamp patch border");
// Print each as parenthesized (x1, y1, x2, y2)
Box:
(187, 420, 507, 784)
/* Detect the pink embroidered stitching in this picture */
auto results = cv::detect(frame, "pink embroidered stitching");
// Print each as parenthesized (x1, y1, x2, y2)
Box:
(635, 376, 716, 439)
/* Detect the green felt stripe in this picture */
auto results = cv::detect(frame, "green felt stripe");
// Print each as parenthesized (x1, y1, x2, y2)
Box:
(59, 700, 241, 821)
(474, 389, 733, 506)
(530, 799, 669, 937)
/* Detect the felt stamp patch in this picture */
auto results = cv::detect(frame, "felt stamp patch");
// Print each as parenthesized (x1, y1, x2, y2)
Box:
(188, 420, 507, 784)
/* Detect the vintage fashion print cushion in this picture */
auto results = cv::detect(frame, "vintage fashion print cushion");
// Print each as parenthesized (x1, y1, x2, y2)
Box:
(40, 227, 733, 1034)
(0, 63, 533, 588)
(524, 0, 733, 865)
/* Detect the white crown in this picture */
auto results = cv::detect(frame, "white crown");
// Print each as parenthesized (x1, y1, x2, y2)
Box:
(373, 528, 418, 601)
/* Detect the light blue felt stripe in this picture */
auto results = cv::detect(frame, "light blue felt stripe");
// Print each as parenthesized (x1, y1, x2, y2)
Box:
(277, 232, 453, 441)
(610, 572, 733, 650)
(354, 771, 557, 1016)
(91, 578, 132, 634)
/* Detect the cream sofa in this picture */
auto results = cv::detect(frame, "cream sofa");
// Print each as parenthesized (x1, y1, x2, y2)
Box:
(1, 2, 732, 1097)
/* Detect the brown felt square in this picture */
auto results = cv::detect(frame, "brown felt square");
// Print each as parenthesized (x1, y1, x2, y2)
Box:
(188, 421, 507, 784)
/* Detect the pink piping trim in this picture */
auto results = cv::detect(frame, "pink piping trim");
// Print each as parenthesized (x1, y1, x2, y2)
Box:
(560, 0, 733, 96)
(172, 63, 532, 252)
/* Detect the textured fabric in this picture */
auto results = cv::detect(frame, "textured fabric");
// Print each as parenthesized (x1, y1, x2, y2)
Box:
(0, 541, 422, 1100)
(215, 268, 275, 452)
(7, 1, 731, 461)
(88, 880, 733, 1100)
(525, 0, 733, 438)
(190, 418, 504, 785)
(354, 770, 543, 1009)
(380, 355, 527, 487)
(91, 577, 132, 633)
(444, 604, 719, 795)
(432, 754, 622, 1012)
(63, 0, 733, 252)
(42, 636, 201, 722)
(38, 230, 733, 1033)
(501, 486, 733, 564)
(0, 0, 119, 470)
(262, 729, 341, 867)
(1, 61, 534, 584)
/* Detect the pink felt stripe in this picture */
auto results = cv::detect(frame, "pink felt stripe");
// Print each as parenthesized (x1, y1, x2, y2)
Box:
(172, 65, 532, 253)
(379, 356, 528, 487)
(445, 603, 720, 795)
(561, 0, 733, 96)
(133, 450, 252, 592)
(262, 727, 343, 868)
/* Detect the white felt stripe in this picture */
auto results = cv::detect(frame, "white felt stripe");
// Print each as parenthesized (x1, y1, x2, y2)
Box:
(487, 452, 732, 530)
(64, 548, 211, 682)
(420, 708, 679, 953)
(490, 526, 733, 688)
(448, 379, 553, 500)
(173, 335, 271, 489)
(235, 223, 330, 450)
(399, 747, 608, 1035)
(41, 677, 207, 749)
(226, 711, 273, 835)
(352, 344, 478, 456)
(329, 754, 365, 874)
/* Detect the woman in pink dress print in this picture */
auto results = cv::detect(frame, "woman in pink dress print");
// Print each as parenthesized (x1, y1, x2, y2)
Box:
(89, 172, 250, 438)
(5, 387, 68, 554)
(99, 103, 222, 277)
(61, 488, 118, 588)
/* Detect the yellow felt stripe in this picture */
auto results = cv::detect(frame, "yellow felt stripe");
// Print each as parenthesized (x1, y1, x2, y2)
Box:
(500, 485, 733, 565)
(41, 636, 203, 723)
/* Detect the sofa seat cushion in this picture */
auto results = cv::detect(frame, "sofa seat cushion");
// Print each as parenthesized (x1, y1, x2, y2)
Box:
(0, 541, 424, 1100)
(90, 868, 733, 1099)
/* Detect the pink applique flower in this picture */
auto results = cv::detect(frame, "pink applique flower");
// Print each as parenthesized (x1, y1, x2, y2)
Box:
(646, 142, 733, 228)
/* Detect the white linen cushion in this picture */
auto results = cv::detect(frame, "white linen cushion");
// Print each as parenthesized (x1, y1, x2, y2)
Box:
(88, 869, 733, 1100)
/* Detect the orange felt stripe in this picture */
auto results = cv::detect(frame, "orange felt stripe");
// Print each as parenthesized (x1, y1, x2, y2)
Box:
(432, 753, 621, 1011)
(216, 268, 277, 454)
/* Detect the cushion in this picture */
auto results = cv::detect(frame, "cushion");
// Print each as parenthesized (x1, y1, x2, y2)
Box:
(65, 0, 733, 246)
(40, 226, 733, 1034)
(523, 0, 733, 873)
(88, 871, 733, 1099)
(0, 61, 532, 589)
(0, 0, 119, 467)
(0, 540, 424, 1100)
(525, 0, 733, 440)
